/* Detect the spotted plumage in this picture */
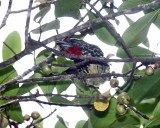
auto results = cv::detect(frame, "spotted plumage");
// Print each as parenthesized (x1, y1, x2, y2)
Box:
(55, 38, 110, 87)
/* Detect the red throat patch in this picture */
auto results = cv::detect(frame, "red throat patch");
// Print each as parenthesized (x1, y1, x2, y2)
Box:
(66, 45, 82, 55)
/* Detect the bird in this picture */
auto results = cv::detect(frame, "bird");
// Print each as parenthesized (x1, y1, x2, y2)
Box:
(55, 38, 110, 87)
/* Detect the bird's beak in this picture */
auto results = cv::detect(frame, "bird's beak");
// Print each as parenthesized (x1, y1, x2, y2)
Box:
(56, 42, 71, 47)
(54, 42, 71, 51)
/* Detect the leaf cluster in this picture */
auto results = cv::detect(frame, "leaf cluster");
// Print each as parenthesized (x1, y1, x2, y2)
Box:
(1, 0, 160, 128)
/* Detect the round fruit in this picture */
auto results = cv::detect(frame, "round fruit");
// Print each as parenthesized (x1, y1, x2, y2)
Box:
(145, 66, 154, 76)
(94, 98, 110, 111)
(23, 114, 30, 121)
(41, 64, 52, 75)
(110, 78, 119, 88)
(116, 104, 126, 115)
(31, 111, 40, 120)
(0, 115, 9, 128)
(117, 92, 130, 105)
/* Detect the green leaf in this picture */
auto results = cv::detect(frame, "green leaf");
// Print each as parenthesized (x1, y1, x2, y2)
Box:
(134, 98, 157, 125)
(83, 120, 93, 128)
(0, 65, 19, 96)
(34, 6, 51, 23)
(87, 119, 94, 128)
(17, 81, 38, 95)
(132, 68, 160, 103)
(152, 101, 160, 117)
(122, 63, 133, 74)
(116, 46, 154, 58)
(118, 0, 154, 12)
(17, 74, 38, 95)
(2, 31, 21, 61)
(72, 79, 97, 105)
(50, 97, 73, 104)
(35, 51, 73, 95)
(122, 63, 133, 81)
(145, 101, 160, 127)
(122, 11, 159, 47)
(83, 98, 117, 128)
(75, 120, 86, 128)
(31, 19, 60, 34)
(33, 115, 43, 128)
(35, 50, 56, 96)
(7, 103, 24, 122)
(55, 0, 81, 19)
(55, 120, 67, 128)
(109, 115, 140, 128)
(124, 15, 150, 47)
(88, 10, 117, 46)
(118, 0, 143, 12)
(142, 38, 150, 48)
(36, 49, 56, 64)
(0, 66, 23, 122)
(55, 115, 69, 128)
(154, 13, 160, 29)
(74, 79, 92, 96)
(52, 56, 73, 73)
(145, 115, 160, 128)
(56, 79, 72, 94)
(35, 70, 55, 95)
(56, 56, 67, 64)
(124, 15, 134, 25)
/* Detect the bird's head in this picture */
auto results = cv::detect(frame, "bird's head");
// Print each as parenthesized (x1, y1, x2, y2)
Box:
(55, 39, 82, 56)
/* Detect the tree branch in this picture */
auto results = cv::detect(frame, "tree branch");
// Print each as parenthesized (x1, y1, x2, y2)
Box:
(128, 105, 150, 120)
(17, 72, 140, 84)
(0, 99, 92, 109)
(87, 1, 134, 59)
(119, 62, 137, 90)
(26, 109, 57, 128)
(0, 0, 12, 29)
(0, 0, 159, 69)
(25, 0, 33, 48)
(0, 53, 55, 92)
(0, 93, 109, 100)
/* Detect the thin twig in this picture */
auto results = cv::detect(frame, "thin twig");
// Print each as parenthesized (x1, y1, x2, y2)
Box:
(17, 72, 140, 84)
(26, 109, 57, 128)
(0, 0, 12, 29)
(0, 0, 160, 69)
(119, 62, 137, 90)
(25, 0, 33, 48)
(87, 1, 134, 59)
(123, 63, 143, 76)
(0, 93, 109, 100)
(0, 99, 92, 109)
(0, 53, 55, 92)
(128, 105, 150, 120)
(73, 0, 99, 27)
(0, 71, 141, 90)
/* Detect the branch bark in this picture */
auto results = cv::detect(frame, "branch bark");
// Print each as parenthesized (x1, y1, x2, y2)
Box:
(0, 0, 160, 69)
